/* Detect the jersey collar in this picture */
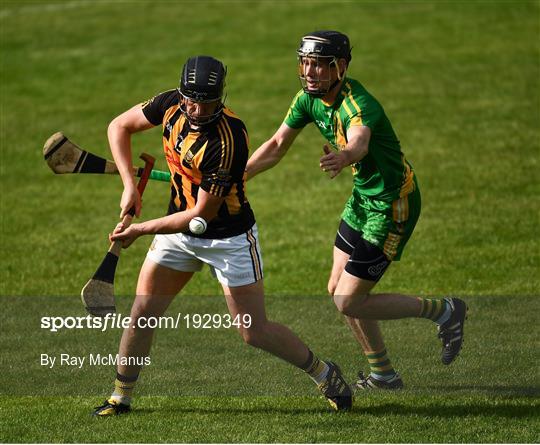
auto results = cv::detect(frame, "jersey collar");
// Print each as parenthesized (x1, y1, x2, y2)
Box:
(320, 77, 348, 108)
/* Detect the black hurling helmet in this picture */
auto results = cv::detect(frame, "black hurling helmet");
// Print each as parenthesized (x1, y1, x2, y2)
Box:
(297, 30, 351, 97)
(178, 55, 226, 126)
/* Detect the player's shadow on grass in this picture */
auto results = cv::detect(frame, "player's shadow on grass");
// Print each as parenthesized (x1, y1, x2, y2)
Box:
(164, 405, 331, 415)
(358, 401, 539, 419)
(422, 384, 540, 398)
(130, 401, 538, 418)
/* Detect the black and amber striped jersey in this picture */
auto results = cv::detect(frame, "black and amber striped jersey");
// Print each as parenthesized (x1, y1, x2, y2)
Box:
(142, 89, 255, 239)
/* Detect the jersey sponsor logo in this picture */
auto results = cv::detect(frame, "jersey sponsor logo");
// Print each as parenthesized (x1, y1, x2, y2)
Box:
(368, 260, 389, 277)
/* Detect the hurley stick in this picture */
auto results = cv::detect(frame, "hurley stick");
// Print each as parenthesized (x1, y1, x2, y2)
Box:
(44, 132, 170, 182)
(81, 153, 156, 317)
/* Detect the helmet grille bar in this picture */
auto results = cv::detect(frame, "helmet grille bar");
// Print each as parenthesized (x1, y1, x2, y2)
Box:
(296, 30, 351, 98)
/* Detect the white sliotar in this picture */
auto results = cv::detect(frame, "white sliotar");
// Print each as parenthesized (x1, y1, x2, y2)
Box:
(189, 217, 207, 235)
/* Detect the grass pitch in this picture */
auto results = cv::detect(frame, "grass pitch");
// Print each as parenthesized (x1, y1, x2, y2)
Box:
(1, 0, 539, 443)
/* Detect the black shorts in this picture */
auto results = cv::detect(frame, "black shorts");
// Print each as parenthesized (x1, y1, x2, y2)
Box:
(334, 219, 391, 282)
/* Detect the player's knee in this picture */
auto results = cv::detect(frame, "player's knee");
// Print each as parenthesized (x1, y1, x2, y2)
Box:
(126, 314, 153, 333)
(333, 294, 350, 314)
(131, 300, 152, 317)
(241, 330, 263, 349)
(239, 321, 272, 349)
(129, 300, 161, 328)
(333, 293, 367, 317)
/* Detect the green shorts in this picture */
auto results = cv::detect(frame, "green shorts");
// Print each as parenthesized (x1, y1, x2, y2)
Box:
(341, 183, 421, 261)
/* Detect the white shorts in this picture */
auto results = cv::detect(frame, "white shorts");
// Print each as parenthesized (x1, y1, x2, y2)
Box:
(146, 224, 263, 287)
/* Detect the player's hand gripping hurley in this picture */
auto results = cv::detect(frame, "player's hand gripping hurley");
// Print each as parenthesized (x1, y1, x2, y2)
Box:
(81, 153, 155, 317)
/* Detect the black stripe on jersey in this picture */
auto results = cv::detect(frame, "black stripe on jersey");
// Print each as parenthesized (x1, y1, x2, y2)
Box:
(164, 108, 183, 141)
(167, 186, 178, 215)
(142, 89, 180, 127)
(233, 128, 249, 206)
(235, 179, 247, 208)
(217, 121, 229, 176)
(174, 119, 191, 154)
(221, 119, 234, 171)
(217, 201, 230, 219)
(213, 122, 228, 196)
(182, 134, 208, 169)
(190, 182, 199, 203)
(168, 172, 187, 213)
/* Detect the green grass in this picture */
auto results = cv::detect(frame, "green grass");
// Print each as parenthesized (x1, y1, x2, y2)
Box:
(4, 395, 539, 443)
(1, 295, 539, 442)
(1, 0, 539, 442)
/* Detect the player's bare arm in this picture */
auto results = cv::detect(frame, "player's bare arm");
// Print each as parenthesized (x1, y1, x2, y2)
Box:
(319, 125, 371, 179)
(108, 104, 155, 218)
(110, 188, 224, 247)
(246, 123, 302, 180)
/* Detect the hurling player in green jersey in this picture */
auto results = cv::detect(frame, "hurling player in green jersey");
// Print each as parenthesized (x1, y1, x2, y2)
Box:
(247, 31, 468, 390)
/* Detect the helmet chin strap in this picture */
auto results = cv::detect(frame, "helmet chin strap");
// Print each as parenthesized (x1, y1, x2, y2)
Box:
(329, 64, 346, 91)
(327, 78, 341, 93)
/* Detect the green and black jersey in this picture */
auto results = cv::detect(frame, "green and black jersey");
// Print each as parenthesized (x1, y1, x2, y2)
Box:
(284, 77, 415, 202)
(142, 89, 255, 239)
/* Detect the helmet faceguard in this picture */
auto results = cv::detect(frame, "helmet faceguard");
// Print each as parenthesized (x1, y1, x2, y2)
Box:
(178, 55, 227, 126)
(297, 31, 351, 98)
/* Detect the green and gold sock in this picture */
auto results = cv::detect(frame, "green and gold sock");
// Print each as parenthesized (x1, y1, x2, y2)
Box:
(367, 348, 396, 381)
(300, 349, 330, 384)
(417, 297, 449, 323)
(110, 373, 138, 405)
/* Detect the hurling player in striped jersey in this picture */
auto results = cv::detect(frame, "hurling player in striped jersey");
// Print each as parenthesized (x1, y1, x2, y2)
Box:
(247, 31, 467, 390)
(93, 55, 352, 416)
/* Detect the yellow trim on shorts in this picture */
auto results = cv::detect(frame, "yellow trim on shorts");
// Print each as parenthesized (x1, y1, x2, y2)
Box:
(383, 232, 402, 260)
(392, 194, 410, 224)
(399, 157, 415, 198)
(384, 192, 411, 259)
